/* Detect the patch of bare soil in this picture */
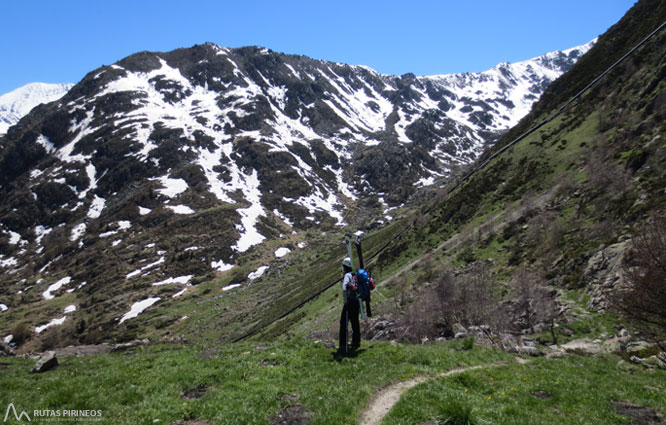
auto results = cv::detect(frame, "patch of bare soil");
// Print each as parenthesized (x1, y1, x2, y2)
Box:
(269, 404, 313, 425)
(613, 401, 665, 425)
(531, 391, 553, 399)
(180, 385, 211, 400)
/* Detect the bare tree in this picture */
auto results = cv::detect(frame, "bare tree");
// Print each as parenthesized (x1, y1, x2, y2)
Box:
(510, 266, 561, 344)
(434, 262, 505, 332)
(614, 215, 666, 349)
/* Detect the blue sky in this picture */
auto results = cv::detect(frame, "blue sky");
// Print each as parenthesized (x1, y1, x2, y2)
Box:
(0, 0, 637, 94)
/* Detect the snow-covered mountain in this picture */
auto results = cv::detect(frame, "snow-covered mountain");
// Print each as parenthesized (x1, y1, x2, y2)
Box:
(0, 83, 73, 135)
(0, 41, 593, 339)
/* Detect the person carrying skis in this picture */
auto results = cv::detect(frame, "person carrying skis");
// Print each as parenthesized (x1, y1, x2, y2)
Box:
(339, 257, 361, 353)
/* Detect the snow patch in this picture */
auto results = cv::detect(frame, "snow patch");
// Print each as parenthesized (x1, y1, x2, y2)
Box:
(152, 275, 193, 286)
(417, 176, 436, 187)
(100, 220, 131, 238)
(34, 225, 52, 250)
(64, 305, 77, 314)
(248, 266, 269, 280)
(139, 206, 152, 215)
(7, 231, 22, 245)
(275, 247, 291, 258)
(172, 288, 187, 298)
(35, 316, 67, 333)
(273, 209, 293, 227)
(166, 205, 195, 215)
(156, 176, 188, 198)
(222, 283, 241, 291)
(70, 223, 87, 241)
(0, 256, 17, 268)
(126, 256, 165, 279)
(119, 297, 161, 324)
(36, 135, 56, 153)
(0, 304, 7, 312)
(87, 195, 106, 219)
(212, 260, 234, 272)
(43, 276, 72, 300)
(232, 170, 266, 252)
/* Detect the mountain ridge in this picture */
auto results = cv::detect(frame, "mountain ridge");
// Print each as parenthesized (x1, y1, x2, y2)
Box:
(0, 82, 73, 135)
(0, 40, 592, 346)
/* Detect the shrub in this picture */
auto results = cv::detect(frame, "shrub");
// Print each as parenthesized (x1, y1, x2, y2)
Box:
(11, 322, 32, 346)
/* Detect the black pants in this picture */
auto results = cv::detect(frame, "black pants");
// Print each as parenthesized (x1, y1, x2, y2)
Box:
(339, 300, 360, 351)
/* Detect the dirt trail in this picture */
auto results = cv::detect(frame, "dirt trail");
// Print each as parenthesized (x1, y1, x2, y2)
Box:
(358, 361, 513, 425)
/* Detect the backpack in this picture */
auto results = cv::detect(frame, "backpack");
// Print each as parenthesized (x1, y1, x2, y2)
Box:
(355, 268, 375, 302)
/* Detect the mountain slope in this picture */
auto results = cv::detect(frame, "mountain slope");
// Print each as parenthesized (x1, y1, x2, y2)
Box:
(0, 82, 73, 135)
(288, 0, 666, 344)
(0, 41, 591, 348)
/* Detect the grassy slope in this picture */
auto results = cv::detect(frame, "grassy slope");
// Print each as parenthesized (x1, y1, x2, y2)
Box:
(0, 339, 512, 425)
(1, 341, 664, 425)
(385, 355, 666, 425)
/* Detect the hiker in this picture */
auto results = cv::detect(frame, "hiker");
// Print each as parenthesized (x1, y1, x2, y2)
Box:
(339, 257, 361, 353)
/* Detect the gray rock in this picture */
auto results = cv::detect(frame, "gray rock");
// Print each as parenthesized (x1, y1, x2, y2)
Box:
(0, 341, 15, 357)
(626, 341, 657, 355)
(601, 336, 630, 354)
(641, 355, 666, 370)
(452, 323, 467, 335)
(583, 242, 628, 312)
(516, 345, 541, 356)
(560, 339, 602, 356)
(109, 339, 150, 353)
(30, 351, 58, 373)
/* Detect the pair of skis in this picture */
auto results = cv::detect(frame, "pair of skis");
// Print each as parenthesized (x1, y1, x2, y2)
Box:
(344, 232, 372, 319)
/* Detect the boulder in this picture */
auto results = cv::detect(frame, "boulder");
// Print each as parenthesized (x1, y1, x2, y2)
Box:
(30, 351, 58, 373)
(625, 341, 657, 355)
(452, 323, 467, 335)
(601, 336, 631, 354)
(640, 355, 666, 370)
(109, 339, 150, 353)
(560, 339, 602, 356)
(0, 341, 15, 357)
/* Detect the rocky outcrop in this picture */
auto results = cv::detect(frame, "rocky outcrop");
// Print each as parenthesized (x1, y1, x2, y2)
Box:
(583, 242, 628, 311)
(560, 339, 603, 356)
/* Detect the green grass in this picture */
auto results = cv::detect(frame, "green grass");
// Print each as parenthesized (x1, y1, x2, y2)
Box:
(384, 354, 666, 425)
(0, 339, 512, 425)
